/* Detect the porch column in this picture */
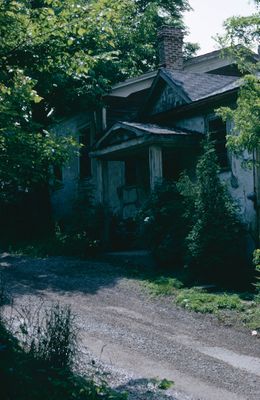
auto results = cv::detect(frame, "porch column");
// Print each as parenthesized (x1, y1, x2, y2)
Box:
(96, 159, 108, 204)
(149, 145, 163, 191)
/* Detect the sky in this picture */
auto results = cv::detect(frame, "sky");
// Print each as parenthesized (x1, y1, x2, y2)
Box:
(184, 0, 257, 54)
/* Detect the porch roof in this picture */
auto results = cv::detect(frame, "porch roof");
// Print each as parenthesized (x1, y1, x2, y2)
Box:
(90, 121, 201, 159)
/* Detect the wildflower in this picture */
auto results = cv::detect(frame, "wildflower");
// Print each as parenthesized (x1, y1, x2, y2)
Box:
(251, 330, 258, 336)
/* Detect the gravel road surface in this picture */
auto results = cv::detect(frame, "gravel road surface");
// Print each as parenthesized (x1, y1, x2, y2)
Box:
(1, 253, 260, 400)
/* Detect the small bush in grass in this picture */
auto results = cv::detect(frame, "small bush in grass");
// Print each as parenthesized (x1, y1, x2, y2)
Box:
(12, 302, 77, 369)
(35, 303, 76, 368)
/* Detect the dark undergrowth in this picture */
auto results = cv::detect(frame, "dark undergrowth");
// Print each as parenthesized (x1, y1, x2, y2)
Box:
(0, 320, 126, 400)
(0, 292, 127, 400)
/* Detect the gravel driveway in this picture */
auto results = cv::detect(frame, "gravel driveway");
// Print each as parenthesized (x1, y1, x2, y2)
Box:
(1, 253, 260, 400)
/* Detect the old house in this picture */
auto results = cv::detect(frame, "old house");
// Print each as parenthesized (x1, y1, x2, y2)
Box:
(51, 27, 260, 246)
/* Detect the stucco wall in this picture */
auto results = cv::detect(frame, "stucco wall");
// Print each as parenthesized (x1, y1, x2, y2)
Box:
(220, 155, 257, 237)
(51, 113, 94, 222)
(174, 115, 205, 134)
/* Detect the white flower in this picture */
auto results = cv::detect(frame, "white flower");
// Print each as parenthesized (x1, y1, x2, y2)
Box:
(251, 330, 258, 336)
(144, 217, 150, 223)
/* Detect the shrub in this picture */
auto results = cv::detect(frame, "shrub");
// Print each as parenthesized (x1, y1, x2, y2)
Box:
(0, 315, 127, 400)
(137, 181, 187, 267)
(253, 249, 260, 294)
(13, 302, 77, 369)
(179, 141, 247, 287)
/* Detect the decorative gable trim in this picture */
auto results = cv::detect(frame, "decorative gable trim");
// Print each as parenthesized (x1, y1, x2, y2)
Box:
(140, 69, 191, 117)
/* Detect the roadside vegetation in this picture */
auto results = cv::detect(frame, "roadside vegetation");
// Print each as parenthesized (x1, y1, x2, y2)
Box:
(0, 290, 127, 400)
(136, 267, 260, 330)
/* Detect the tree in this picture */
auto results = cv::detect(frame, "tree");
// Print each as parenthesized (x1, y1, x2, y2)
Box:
(0, 0, 195, 203)
(217, 0, 260, 154)
(179, 141, 247, 287)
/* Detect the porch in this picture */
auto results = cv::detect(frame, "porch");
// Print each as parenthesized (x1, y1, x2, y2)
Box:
(90, 122, 201, 219)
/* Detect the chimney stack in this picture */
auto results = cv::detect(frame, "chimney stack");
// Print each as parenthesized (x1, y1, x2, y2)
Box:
(158, 26, 184, 70)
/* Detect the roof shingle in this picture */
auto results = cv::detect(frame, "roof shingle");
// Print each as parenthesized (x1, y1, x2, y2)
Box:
(162, 69, 240, 102)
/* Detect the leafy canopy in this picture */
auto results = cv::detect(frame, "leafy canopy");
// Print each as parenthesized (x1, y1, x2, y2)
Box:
(0, 0, 194, 201)
(217, 0, 260, 153)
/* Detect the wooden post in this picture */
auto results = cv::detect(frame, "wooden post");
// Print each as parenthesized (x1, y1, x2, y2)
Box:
(96, 158, 110, 247)
(96, 159, 108, 204)
(149, 145, 163, 191)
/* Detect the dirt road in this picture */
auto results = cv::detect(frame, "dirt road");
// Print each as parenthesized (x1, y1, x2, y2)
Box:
(1, 253, 260, 400)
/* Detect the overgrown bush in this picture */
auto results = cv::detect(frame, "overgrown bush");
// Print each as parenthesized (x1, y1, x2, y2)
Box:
(137, 181, 187, 267)
(0, 302, 127, 400)
(0, 320, 127, 400)
(10, 302, 76, 369)
(179, 141, 247, 287)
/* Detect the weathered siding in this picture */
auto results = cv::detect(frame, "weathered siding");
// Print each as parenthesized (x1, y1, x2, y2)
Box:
(51, 112, 95, 222)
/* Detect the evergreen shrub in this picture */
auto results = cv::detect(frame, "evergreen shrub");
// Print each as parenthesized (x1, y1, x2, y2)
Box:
(179, 141, 248, 287)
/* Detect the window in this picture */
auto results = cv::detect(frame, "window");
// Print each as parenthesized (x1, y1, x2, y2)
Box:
(208, 117, 229, 169)
(53, 166, 63, 182)
(79, 130, 91, 179)
(125, 159, 137, 186)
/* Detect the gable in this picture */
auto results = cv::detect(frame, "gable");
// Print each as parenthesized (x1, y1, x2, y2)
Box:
(101, 128, 137, 148)
(140, 69, 239, 118)
(141, 70, 191, 117)
(151, 83, 187, 115)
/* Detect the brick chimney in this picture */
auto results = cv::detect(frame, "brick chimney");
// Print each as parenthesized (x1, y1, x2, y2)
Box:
(158, 26, 184, 70)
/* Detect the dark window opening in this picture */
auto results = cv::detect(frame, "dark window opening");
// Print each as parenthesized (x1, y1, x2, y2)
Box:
(163, 155, 182, 182)
(125, 159, 137, 186)
(54, 166, 62, 182)
(208, 117, 229, 169)
(79, 131, 91, 179)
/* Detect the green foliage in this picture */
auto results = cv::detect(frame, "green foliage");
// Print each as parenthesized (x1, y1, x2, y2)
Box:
(217, 75, 260, 154)
(137, 181, 187, 267)
(216, 1, 260, 153)
(0, 303, 127, 400)
(157, 378, 174, 390)
(144, 276, 184, 296)
(176, 289, 245, 314)
(0, 0, 196, 205)
(253, 249, 260, 269)
(179, 141, 247, 286)
(253, 249, 260, 294)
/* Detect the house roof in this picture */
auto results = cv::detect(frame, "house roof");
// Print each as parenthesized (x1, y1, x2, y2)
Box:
(139, 68, 241, 116)
(162, 69, 240, 102)
(91, 121, 201, 158)
(118, 121, 198, 136)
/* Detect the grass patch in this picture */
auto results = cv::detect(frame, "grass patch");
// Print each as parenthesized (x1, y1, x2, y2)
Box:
(143, 276, 183, 296)
(137, 268, 260, 330)
(175, 289, 245, 314)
